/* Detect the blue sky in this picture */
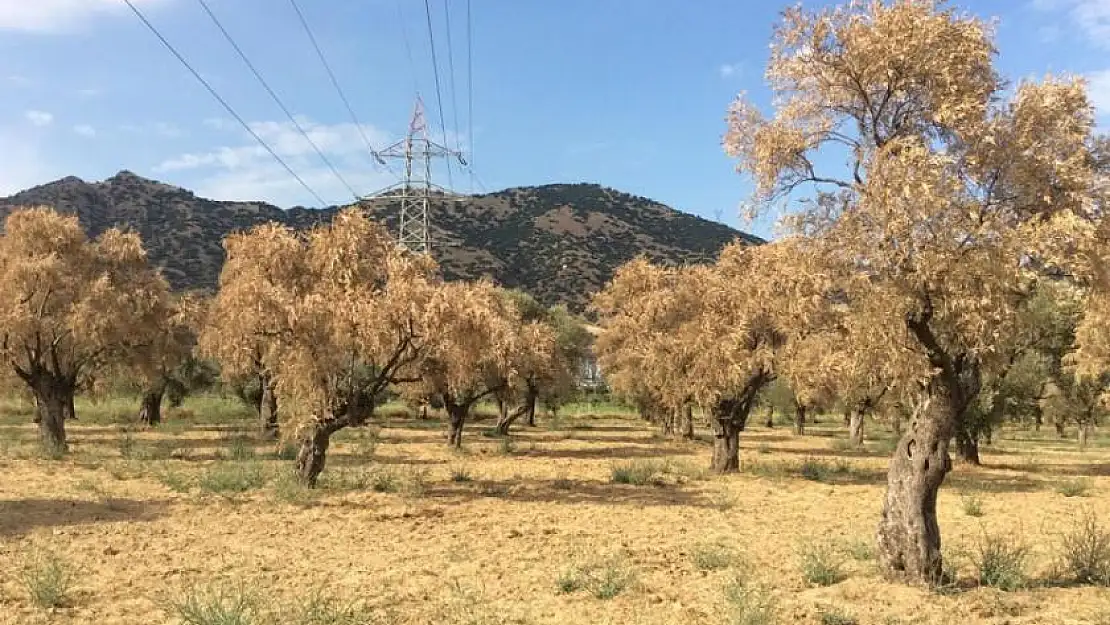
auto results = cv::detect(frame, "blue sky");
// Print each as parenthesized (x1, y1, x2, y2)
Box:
(0, 0, 1107, 240)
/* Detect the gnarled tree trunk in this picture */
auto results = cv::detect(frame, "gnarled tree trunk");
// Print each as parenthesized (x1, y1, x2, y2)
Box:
(1079, 421, 1093, 449)
(495, 385, 537, 436)
(445, 397, 472, 448)
(764, 405, 774, 428)
(295, 418, 343, 487)
(28, 373, 76, 453)
(710, 397, 753, 474)
(660, 408, 676, 436)
(954, 426, 980, 466)
(794, 402, 807, 436)
(876, 394, 956, 584)
(849, 410, 865, 447)
(682, 405, 695, 439)
(138, 386, 165, 426)
(259, 374, 279, 439)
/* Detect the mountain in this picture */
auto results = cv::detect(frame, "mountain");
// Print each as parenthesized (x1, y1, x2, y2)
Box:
(0, 171, 763, 312)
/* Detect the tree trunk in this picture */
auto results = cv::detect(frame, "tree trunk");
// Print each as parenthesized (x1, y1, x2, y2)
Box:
(525, 383, 538, 426)
(876, 396, 956, 584)
(496, 386, 538, 436)
(710, 418, 742, 473)
(849, 410, 865, 447)
(795, 403, 807, 436)
(295, 419, 341, 487)
(954, 426, 981, 466)
(843, 409, 851, 428)
(138, 387, 165, 426)
(1055, 418, 1067, 438)
(764, 405, 774, 428)
(446, 398, 470, 448)
(1079, 422, 1093, 450)
(29, 376, 75, 454)
(259, 374, 279, 439)
(1034, 411, 1042, 432)
(496, 396, 508, 426)
(660, 409, 676, 436)
(682, 405, 695, 439)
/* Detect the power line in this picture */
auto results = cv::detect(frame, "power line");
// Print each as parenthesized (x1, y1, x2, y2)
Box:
(195, 0, 360, 200)
(122, 0, 328, 206)
(422, 0, 454, 189)
(466, 0, 475, 193)
(396, 0, 421, 96)
(442, 0, 463, 156)
(288, 0, 390, 171)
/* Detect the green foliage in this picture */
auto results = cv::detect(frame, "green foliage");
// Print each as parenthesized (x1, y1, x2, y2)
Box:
(844, 538, 875, 561)
(293, 588, 376, 625)
(20, 550, 73, 609)
(450, 466, 473, 482)
(798, 541, 847, 586)
(225, 435, 255, 461)
(798, 457, 852, 482)
(973, 533, 1029, 591)
(1056, 512, 1110, 585)
(819, 606, 859, 625)
(556, 556, 637, 599)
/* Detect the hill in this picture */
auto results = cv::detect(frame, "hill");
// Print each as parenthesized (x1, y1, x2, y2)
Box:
(0, 171, 762, 311)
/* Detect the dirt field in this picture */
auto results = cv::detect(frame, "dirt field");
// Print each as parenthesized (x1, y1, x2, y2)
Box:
(2, 397, 1110, 625)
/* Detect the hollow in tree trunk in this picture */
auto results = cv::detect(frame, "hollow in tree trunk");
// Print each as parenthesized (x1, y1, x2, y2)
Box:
(295, 419, 342, 487)
(138, 386, 165, 425)
(876, 395, 956, 584)
(682, 405, 695, 439)
(29, 374, 76, 454)
(794, 402, 807, 436)
(849, 410, 865, 447)
(259, 374, 279, 439)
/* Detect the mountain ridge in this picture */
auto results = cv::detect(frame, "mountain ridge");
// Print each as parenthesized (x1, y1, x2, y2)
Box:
(0, 172, 763, 312)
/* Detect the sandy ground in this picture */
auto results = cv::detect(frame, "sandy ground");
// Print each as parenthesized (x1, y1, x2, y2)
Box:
(2, 406, 1110, 625)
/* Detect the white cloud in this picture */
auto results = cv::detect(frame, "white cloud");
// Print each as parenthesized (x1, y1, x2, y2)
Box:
(1032, 0, 1110, 48)
(719, 63, 743, 79)
(24, 110, 53, 127)
(120, 121, 184, 138)
(0, 0, 169, 33)
(155, 117, 399, 207)
(73, 124, 96, 137)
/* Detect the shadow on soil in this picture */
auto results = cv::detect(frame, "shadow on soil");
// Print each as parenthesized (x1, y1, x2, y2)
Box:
(432, 477, 717, 508)
(0, 498, 170, 537)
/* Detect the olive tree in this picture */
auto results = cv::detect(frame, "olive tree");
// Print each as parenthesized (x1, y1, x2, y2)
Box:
(724, 0, 1098, 582)
(0, 207, 175, 452)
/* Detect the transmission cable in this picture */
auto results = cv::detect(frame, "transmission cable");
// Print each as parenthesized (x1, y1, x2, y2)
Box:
(466, 0, 475, 193)
(195, 0, 360, 200)
(442, 0, 463, 157)
(122, 0, 328, 206)
(396, 0, 422, 96)
(288, 0, 391, 172)
(422, 0, 454, 189)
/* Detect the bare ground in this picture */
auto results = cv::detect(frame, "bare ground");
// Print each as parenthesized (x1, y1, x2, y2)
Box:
(2, 406, 1110, 625)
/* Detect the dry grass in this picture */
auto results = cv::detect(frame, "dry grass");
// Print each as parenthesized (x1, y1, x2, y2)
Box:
(2, 397, 1110, 624)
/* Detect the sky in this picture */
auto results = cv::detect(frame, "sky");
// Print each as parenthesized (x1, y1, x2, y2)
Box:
(0, 0, 1108, 241)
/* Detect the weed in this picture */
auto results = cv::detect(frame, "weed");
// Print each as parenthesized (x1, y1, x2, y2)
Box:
(1057, 478, 1092, 498)
(498, 437, 516, 455)
(610, 460, 665, 486)
(370, 468, 400, 493)
(819, 606, 859, 625)
(552, 473, 574, 490)
(973, 532, 1029, 591)
(320, 467, 372, 491)
(198, 462, 266, 494)
(272, 471, 317, 506)
(829, 438, 856, 452)
(159, 469, 192, 494)
(844, 538, 875, 561)
(20, 550, 73, 609)
(556, 556, 637, 600)
(402, 467, 429, 498)
(724, 575, 777, 625)
(450, 466, 473, 482)
(119, 431, 137, 459)
(710, 490, 739, 512)
(799, 541, 847, 586)
(294, 588, 376, 625)
(170, 583, 263, 625)
(756, 443, 771, 455)
(691, 542, 737, 571)
(799, 457, 830, 482)
(1056, 511, 1110, 585)
(272, 442, 298, 461)
(226, 435, 255, 461)
(962, 494, 984, 517)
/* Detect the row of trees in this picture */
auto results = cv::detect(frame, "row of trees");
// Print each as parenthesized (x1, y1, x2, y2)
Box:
(594, 0, 1109, 586)
(0, 207, 592, 487)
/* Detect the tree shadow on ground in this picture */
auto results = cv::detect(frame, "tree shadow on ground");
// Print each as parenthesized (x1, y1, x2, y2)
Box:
(517, 445, 697, 461)
(988, 461, 1110, 478)
(946, 471, 1049, 494)
(430, 477, 718, 509)
(0, 498, 170, 537)
(759, 445, 892, 460)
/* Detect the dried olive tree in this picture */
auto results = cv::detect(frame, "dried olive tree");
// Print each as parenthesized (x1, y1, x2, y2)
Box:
(724, 0, 1099, 582)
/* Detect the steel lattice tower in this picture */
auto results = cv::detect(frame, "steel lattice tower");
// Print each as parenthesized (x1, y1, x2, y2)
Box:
(363, 97, 465, 255)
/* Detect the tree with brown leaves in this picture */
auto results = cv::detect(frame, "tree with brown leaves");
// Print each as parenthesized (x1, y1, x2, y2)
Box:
(0, 207, 174, 452)
(135, 293, 207, 426)
(725, 0, 1100, 582)
(200, 209, 437, 485)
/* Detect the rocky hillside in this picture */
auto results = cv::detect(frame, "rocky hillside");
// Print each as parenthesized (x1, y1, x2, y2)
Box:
(0, 172, 762, 311)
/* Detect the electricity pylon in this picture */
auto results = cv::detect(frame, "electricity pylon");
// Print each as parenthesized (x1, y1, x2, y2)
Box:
(362, 97, 466, 255)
